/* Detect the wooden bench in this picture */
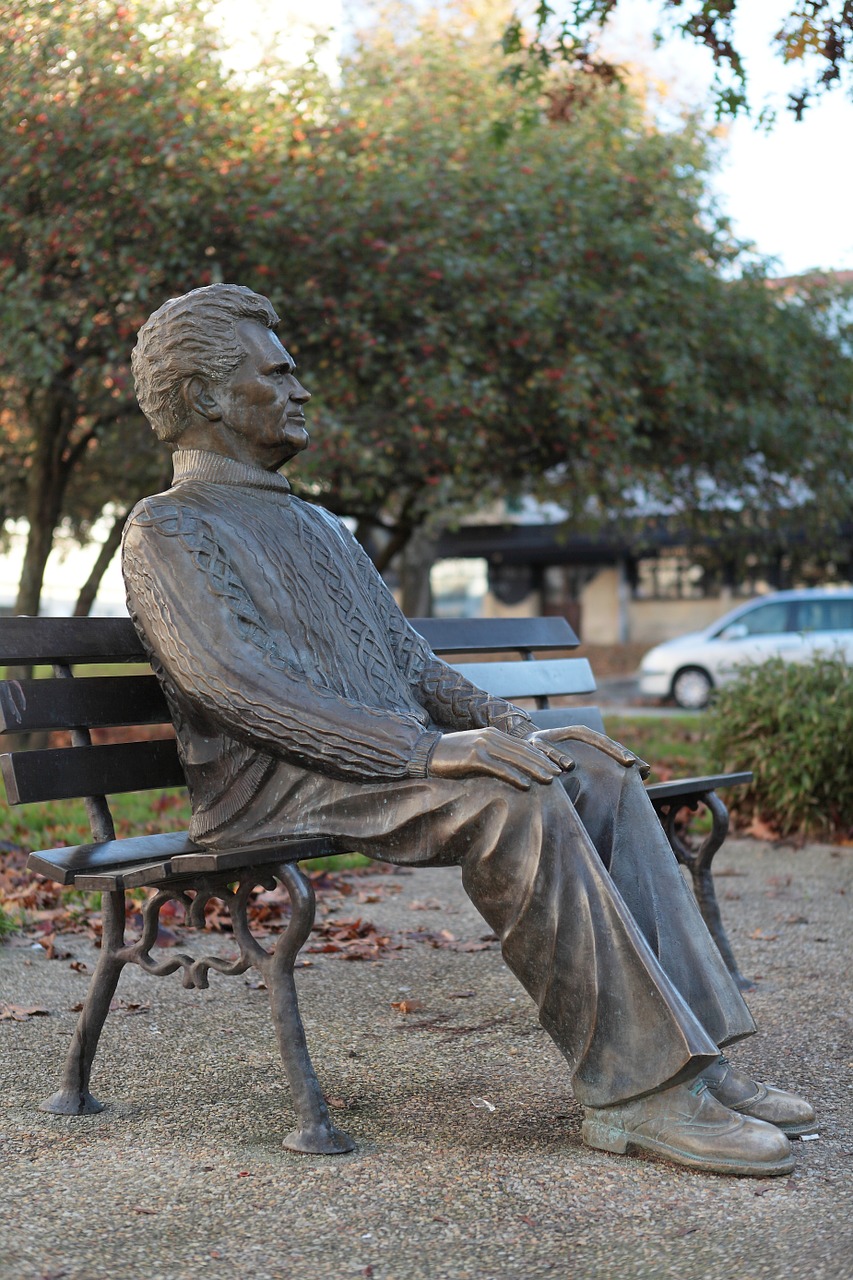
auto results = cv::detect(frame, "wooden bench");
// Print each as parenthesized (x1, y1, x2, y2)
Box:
(0, 614, 751, 1154)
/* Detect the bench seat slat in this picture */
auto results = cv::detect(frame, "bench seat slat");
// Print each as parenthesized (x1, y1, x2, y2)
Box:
(74, 861, 178, 891)
(414, 616, 579, 652)
(452, 657, 596, 699)
(26, 831, 201, 884)
(0, 616, 144, 665)
(2, 739, 185, 805)
(169, 835, 339, 875)
(26, 830, 340, 885)
(0, 674, 170, 733)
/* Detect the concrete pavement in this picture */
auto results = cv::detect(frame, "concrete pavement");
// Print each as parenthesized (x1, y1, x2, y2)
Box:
(1, 839, 851, 1280)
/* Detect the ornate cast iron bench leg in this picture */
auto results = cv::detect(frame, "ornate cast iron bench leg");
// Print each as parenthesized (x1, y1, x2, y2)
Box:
(40, 889, 129, 1115)
(229, 862, 355, 1155)
(654, 790, 754, 993)
(41, 861, 354, 1154)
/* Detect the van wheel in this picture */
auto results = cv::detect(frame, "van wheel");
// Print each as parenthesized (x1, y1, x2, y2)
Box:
(672, 667, 713, 710)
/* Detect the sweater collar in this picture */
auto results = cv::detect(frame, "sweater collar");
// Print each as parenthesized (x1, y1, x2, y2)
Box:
(171, 449, 291, 494)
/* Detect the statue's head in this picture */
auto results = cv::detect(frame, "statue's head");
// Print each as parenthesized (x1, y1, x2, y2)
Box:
(132, 284, 280, 443)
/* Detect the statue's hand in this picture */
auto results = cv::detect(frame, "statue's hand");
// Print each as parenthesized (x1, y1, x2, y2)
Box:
(526, 726, 651, 778)
(428, 727, 574, 791)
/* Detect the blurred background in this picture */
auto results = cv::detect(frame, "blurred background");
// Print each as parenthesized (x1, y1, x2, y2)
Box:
(2, 0, 852, 650)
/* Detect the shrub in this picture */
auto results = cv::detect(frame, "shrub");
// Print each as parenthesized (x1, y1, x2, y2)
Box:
(707, 653, 853, 839)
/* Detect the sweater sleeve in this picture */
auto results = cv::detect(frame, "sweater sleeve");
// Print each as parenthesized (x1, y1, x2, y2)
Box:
(337, 519, 536, 738)
(122, 501, 441, 781)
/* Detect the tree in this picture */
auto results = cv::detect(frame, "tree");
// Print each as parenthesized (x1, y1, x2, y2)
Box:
(503, 1, 853, 118)
(3, 1, 852, 617)
(266, 9, 853, 564)
(0, 0, 306, 613)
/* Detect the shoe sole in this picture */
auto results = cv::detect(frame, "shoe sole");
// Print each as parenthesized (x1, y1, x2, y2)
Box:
(761, 1119, 818, 1138)
(581, 1117, 796, 1178)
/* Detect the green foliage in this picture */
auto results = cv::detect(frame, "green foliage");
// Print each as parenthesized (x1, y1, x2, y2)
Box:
(278, 11, 853, 555)
(0, 0, 301, 609)
(0, 789, 192, 853)
(510, 2, 853, 118)
(707, 654, 853, 838)
(2, 0, 853, 611)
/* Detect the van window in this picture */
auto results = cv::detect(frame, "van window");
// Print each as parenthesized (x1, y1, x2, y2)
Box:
(734, 602, 793, 636)
(794, 598, 853, 632)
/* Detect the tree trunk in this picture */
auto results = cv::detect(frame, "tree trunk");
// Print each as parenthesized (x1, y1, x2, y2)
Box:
(73, 508, 129, 616)
(13, 389, 87, 616)
(398, 527, 437, 616)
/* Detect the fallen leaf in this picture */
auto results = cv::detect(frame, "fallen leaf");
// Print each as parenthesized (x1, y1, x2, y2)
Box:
(109, 999, 151, 1015)
(749, 929, 779, 941)
(746, 818, 779, 841)
(390, 999, 423, 1014)
(0, 1003, 50, 1021)
(39, 934, 72, 961)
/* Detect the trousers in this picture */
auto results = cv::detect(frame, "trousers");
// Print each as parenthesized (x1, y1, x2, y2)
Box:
(200, 739, 756, 1108)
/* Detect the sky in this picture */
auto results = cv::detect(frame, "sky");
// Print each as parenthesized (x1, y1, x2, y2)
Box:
(603, 0, 853, 277)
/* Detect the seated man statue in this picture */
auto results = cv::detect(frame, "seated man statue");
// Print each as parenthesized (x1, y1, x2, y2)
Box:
(122, 283, 815, 1177)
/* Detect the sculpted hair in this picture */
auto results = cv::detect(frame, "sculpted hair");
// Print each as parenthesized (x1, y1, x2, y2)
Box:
(132, 284, 280, 442)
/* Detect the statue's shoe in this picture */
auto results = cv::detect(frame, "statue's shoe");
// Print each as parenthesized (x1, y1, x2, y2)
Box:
(700, 1055, 817, 1137)
(582, 1079, 795, 1177)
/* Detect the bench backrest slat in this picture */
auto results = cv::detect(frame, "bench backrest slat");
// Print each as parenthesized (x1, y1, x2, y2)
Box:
(0, 674, 170, 734)
(451, 657, 595, 700)
(530, 706, 607, 734)
(412, 616, 578, 652)
(0, 616, 144, 665)
(1, 739, 185, 805)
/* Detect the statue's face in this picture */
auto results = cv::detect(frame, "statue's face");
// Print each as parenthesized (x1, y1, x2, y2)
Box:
(213, 320, 310, 469)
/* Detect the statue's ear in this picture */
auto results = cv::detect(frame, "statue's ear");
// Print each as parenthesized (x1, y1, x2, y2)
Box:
(185, 375, 222, 422)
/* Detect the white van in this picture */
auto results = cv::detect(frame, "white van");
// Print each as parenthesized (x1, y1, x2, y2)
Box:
(638, 588, 853, 708)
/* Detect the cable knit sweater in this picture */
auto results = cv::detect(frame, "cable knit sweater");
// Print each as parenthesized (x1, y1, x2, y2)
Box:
(121, 450, 534, 842)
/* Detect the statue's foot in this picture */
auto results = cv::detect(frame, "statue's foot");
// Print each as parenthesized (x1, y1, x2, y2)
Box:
(700, 1054, 817, 1136)
(582, 1079, 794, 1177)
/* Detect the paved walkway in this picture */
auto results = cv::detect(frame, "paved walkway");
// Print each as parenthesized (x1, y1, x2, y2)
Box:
(1, 839, 851, 1280)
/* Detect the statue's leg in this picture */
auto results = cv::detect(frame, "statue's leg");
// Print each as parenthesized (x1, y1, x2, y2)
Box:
(561, 742, 756, 1047)
(452, 778, 732, 1107)
(40, 889, 128, 1115)
(221, 768, 746, 1109)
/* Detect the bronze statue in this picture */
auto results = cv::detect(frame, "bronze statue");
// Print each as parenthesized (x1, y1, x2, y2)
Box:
(123, 284, 815, 1177)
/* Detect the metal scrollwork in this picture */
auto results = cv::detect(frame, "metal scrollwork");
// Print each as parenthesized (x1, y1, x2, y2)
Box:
(115, 869, 280, 989)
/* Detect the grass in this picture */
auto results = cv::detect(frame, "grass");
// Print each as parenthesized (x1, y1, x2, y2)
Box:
(603, 713, 713, 783)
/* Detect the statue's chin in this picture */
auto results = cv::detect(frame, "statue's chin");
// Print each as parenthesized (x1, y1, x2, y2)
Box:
(278, 432, 310, 466)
